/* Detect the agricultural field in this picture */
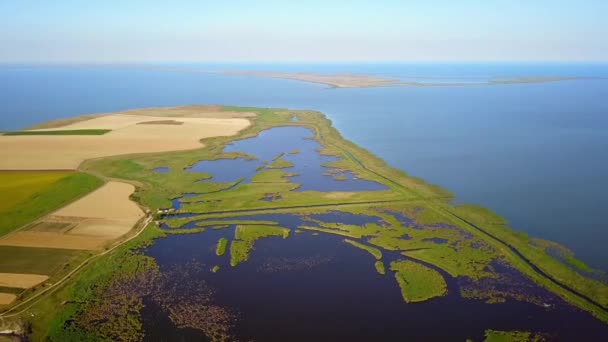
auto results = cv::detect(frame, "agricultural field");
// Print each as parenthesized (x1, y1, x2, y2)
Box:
(0, 108, 251, 170)
(2, 129, 111, 136)
(0, 171, 103, 236)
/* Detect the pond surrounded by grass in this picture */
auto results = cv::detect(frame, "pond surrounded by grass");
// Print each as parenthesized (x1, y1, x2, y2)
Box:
(182, 126, 387, 192)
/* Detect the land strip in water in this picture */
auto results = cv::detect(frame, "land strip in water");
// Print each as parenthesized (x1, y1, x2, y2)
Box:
(131, 65, 590, 88)
(221, 70, 587, 88)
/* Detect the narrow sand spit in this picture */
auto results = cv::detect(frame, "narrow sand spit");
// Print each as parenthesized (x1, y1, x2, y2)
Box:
(0, 114, 250, 170)
(0, 182, 144, 250)
(0, 293, 17, 305)
(0, 273, 49, 288)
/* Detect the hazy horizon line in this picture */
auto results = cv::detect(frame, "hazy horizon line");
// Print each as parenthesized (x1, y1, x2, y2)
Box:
(2, 60, 608, 65)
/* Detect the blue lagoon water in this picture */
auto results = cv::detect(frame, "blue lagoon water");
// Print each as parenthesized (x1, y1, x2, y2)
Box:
(1, 63, 607, 270)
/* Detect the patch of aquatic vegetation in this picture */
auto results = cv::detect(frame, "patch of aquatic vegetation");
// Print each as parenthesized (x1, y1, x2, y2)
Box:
(251, 169, 297, 183)
(483, 329, 546, 342)
(29, 226, 233, 342)
(216, 238, 228, 256)
(343, 239, 382, 260)
(163, 217, 278, 229)
(163, 227, 205, 235)
(40, 225, 164, 341)
(530, 238, 595, 274)
(257, 256, 333, 273)
(302, 206, 497, 281)
(229, 225, 290, 266)
(266, 153, 294, 169)
(390, 260, 447, 303)
(459, 262, 557, 306)
(454, 204, 608, 312)
(374, 261, 386, 275)
(298, 223, 382, 239)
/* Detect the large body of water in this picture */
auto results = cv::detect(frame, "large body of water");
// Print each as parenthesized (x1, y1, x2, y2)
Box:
(1, 63, 607, 270)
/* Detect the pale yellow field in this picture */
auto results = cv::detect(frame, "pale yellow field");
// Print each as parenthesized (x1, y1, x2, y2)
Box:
(0, 273, 48, 288)
(0, 293, 16, 305)
(52, 181, 143, 220)
(0, 112, 250, 170)
(0, 182, 144, 250)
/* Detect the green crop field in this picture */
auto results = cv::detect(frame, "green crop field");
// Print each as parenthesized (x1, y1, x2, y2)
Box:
(3, 129, 111, 136)
(0, 246, 82, 275)
(0, 171, 103, 236)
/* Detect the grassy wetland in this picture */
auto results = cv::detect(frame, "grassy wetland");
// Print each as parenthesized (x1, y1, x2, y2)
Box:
(2, 105, 607, 340)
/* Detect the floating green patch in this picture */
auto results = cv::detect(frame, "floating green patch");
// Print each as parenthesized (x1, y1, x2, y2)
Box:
(251, 169, 294, 183)
(266, 157, 294, 169)
(483, 329, 543, 342)
(374, 261, 385, 275)
(163, 227, 205, 235)
(343, 239, 382, 260)
(229, 225, 290, 266)
(390, 260, 447, 303)
(216, 238, 228, 256)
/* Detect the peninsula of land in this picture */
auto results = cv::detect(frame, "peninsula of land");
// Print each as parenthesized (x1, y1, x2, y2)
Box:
(0, 105, 606, 341)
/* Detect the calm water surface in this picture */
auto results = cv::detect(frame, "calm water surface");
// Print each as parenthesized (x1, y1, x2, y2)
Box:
(1, 63, 607, 270)
(146, 212, 608, 340)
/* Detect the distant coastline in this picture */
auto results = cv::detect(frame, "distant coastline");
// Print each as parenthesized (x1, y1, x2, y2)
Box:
(220, 70, 590, 88)
(127, 65, 593, 88)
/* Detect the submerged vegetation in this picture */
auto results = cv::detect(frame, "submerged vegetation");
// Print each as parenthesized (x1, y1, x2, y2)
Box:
(483, 329, 545, 342)
(4, 105, 607, 340)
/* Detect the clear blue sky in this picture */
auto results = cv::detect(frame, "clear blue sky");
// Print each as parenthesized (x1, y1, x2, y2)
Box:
(1, 0, 606, 62)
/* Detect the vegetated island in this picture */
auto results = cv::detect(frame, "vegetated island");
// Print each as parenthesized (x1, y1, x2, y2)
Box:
(0, 105, 606, 341)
